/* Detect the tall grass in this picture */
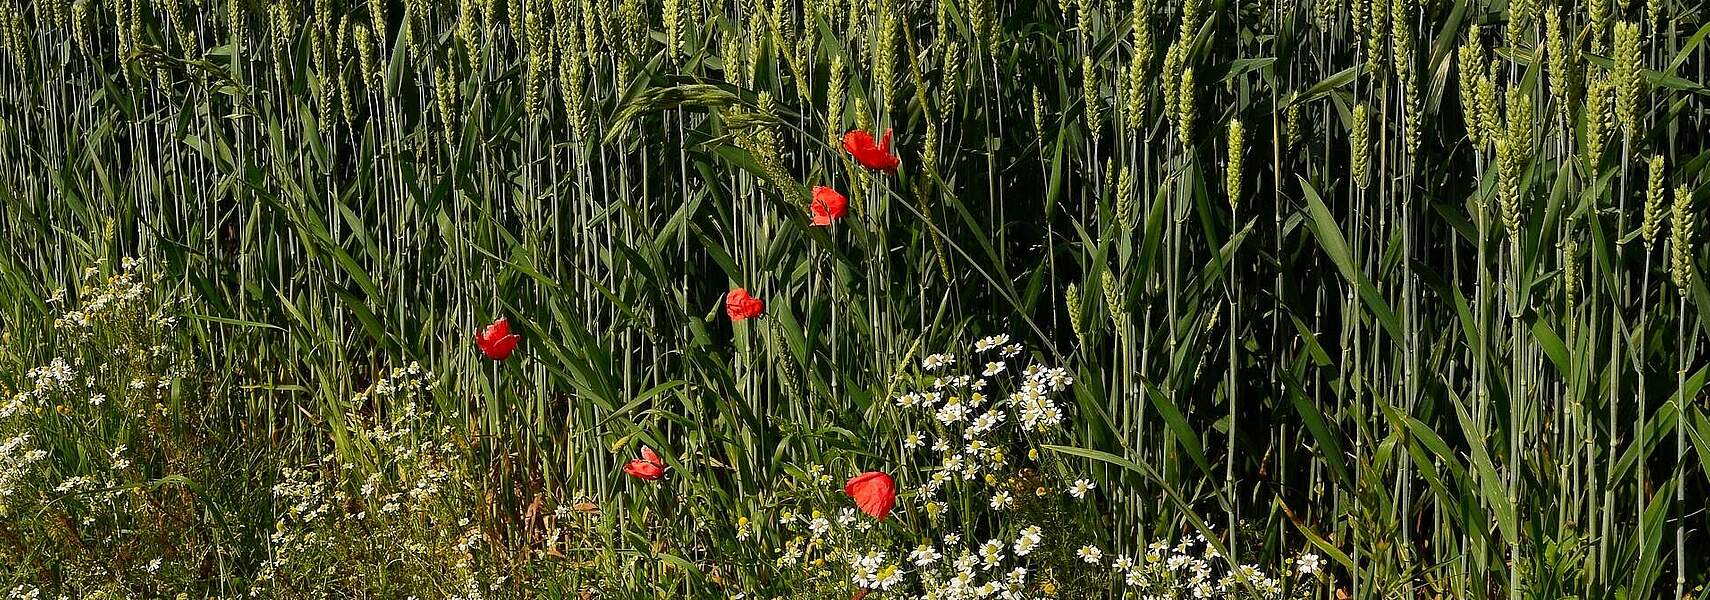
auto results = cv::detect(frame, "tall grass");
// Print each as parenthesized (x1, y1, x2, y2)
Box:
(0, 0, 1707, 596)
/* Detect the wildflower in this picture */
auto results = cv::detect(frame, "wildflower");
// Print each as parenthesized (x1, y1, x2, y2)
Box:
(808, 514, 832, 536)
(725, 288, 765, 321)
(622, 446, 667, 481)
(809, 186, 849, 226)
(974, 334, 1009, 352)
(989, 491, 1013, 510)
(1006, 566, 1028, 587)
(1013, 525, 1043, 556)
(845, 471, 897, 521)
(842, 128, 900, 172)
(903, 432, 924, 449)
(982, 361, 1006, 376)
(924, 502, 946, 524)
(911, 543, 943, 566)
(935, 401, 968, 425)
(1297, 552, 1323, 575)
(921, 353, 956, 370)
(1001, 343, 1023, 357)
(1125, 569, 1148, 586)
(979, 539, 1006, 570)
(871, 563, 904, 590)
(1067, 478, 1096, 499)
(1078, 545, 1104, 563)
(735, 516, 752, 540)
(475, 317, 522, 360)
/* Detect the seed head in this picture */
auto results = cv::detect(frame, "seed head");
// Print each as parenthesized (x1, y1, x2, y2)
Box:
(1116, 167, 1137, 231)
(827, 54, 846, 139)
(1643, 155, 1667, 248)
(1498, 88, 1534, 238)
(1544, 8, 1574, 122)
(1671, 187, 1696, 293)
(1458, 29, 1486, 145)
(1612, 21, 1643, 137)
(1226, 118, 1245, 209)
(1102, 267, 1127, 333)
(1476, 63, 1500, 150)
(1562, 236, 1581, 320)
(1083, 56, 1102, 133)
(1584, 73, 1612, 171)
(1364, 0, 1389, 77)
(1065, 284, 1086, 347)
(1352, 103, 1371, 189)
(1587, 0, 1609, 53)
(1176, 67, 1196, 147)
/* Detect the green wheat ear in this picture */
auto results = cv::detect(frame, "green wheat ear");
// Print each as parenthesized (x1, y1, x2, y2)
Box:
(1498, 88, 1534, 239)
(1127, 0, 1154, 131)
(1612, 21, 1643, 137)
(1162, 41, 1185, 131)
(1562, 235, 1582, 330)
(1082, 57, 1102, 134)
(1285, 102, 1303, 150)
(1477, 59, 1501, 150)
(1584, 73, 1612, 170)
(1225, 118, 1244, 210)
(1031, 86, 1047, 141)
(1458, 29, 1486, 145)
(1363, 0, 1388, 77)
(827, 54, 847, 140)
(663, 0, 685, 63)
(876, 8, 898, 114)
(1351, 103, 1371, 190)
(1643, 156, 1667, 249)
(1588, 0, 1610, 53)
(1177, 67, 1196, 148)
(1544, 8, 1574, 123)
(1065, 284, 1085, 349)
(1672, 186, 1697, 294)
(1506, 0, 1535, 45)
(1102, 267, 1128, 336)
(1115, 167, 1136, 232)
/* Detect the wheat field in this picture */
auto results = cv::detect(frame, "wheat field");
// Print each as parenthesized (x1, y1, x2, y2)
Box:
(0, 0, 1707, 597)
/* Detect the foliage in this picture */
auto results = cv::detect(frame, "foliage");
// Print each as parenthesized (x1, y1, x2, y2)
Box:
(0, 0, 1707, 597)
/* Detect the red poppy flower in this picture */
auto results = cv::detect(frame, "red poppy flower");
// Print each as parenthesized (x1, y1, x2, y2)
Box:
(810, 186, 849, 226)
(475, 317, 522, 360)
(842, 128, 900, 173)
(726, 288, 765, 321)
(624, 446, 666, 481)
(844, 471, 897, 521)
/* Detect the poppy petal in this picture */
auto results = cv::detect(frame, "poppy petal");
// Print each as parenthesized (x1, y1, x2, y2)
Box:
(810, 186, 848, 226)
(844, 471, 897, 521)
(726, 288, 765, 321)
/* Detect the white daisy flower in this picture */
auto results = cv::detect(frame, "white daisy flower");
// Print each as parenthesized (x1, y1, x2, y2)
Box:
(911, 543, 943, 566)
(1012, 525, 1043, 556)
(1297, 552, 1322, 575)
(1078, 545, 1104, 563)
